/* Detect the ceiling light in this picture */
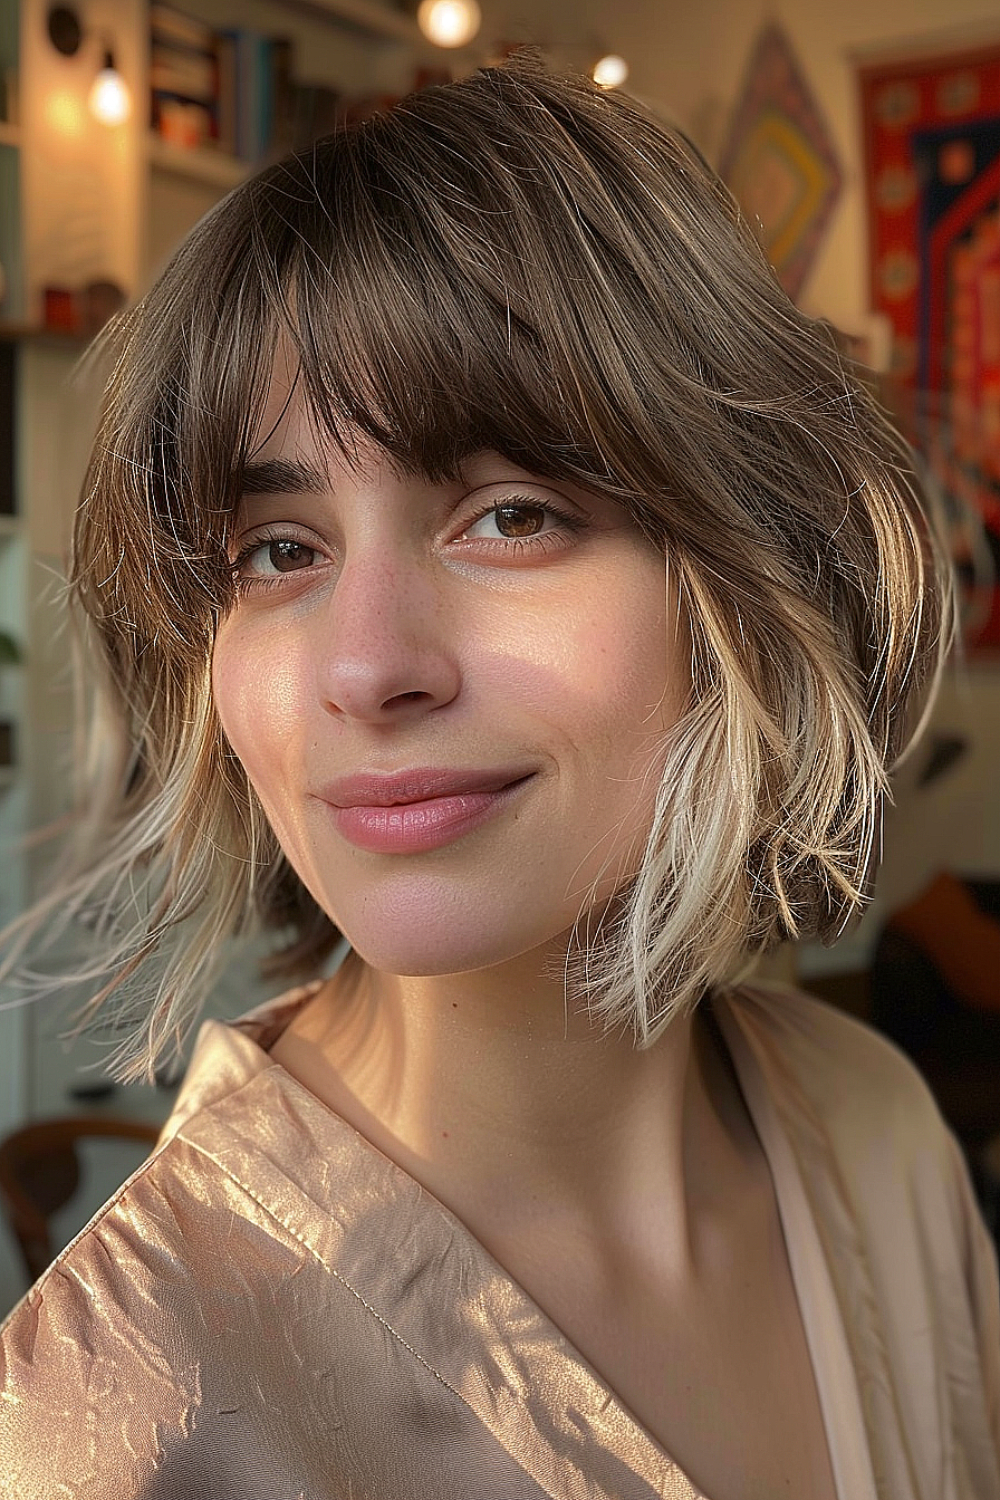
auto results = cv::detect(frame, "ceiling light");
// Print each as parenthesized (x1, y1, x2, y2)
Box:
(593, 55, 628, 90)
(416, 0, 482, 49)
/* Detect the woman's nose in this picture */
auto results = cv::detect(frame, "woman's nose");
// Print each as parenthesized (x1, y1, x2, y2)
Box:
(315, 551, 461, 723)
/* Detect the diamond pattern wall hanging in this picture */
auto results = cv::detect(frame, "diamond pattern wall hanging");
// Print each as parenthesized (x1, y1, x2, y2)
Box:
(720, 23, 843, 301)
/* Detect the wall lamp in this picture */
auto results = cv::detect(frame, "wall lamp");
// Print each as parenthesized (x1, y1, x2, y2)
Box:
(47, 6, 131, 126)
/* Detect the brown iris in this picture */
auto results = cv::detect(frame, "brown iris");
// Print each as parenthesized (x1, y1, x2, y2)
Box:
(267, 540, 314, 572)
(494, 503, 546, 537)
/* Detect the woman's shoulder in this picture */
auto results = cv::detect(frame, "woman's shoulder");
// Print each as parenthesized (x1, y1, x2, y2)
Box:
(715, 976, 987, 1244)
(0, 1124, 208, 1495)
(722, 976, 950, 1142)
(0, 1062, 364, 1496)
(720, 978, 1000, 1478)
(0, 991, 328, 1496)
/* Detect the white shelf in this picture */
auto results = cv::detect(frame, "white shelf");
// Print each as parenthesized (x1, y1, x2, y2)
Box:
(0, 767, 15, 792)
(286, 0, 421, 44)
(0, 516, 19, 538)
(0, 121, 20, 150)
(146, 136, 249, 190)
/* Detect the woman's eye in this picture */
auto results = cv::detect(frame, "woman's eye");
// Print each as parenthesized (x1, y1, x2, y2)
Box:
(461, 501, 559, 542)
(236, 538, 318, 577)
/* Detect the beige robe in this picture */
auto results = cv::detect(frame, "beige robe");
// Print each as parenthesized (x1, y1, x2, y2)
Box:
(1, 980, 998, 1498)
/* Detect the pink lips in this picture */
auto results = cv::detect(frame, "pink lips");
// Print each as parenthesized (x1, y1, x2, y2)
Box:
(320, 767, 534, 854)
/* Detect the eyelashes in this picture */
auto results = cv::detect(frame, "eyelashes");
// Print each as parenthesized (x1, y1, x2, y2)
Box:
(229, 494, 588, 597)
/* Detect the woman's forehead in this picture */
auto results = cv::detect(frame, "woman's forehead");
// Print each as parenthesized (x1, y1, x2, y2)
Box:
(250, 339, 305, 455)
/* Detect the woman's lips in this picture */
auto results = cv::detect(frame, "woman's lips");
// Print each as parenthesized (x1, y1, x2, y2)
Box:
(321, 770, 535, 854)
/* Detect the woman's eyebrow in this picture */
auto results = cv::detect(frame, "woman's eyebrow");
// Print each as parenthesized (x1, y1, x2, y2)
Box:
(240, 457, 328, 495)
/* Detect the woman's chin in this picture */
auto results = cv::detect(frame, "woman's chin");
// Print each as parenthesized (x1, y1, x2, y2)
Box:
(333, 909, 569, 983)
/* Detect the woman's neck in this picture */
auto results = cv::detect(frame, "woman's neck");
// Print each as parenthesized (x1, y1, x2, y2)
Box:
(269, 947, 760, 1275)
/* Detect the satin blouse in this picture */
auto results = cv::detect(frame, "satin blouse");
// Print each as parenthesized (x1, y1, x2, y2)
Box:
(1, 980, 998, 1498)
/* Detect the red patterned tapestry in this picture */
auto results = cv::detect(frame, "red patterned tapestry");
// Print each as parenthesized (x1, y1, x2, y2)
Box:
(859, 44, 1000, 652)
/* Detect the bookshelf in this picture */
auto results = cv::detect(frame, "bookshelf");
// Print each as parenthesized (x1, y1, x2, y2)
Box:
(139, 0, 479, 281)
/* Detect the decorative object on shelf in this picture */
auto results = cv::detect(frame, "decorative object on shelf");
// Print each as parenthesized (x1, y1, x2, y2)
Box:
(592, 55, 628, 90)
(719, 22, 843, 302)
(42, 285, 75, 333)
(416, 0, 481, 50)
(858, 41, 1000, 655)
(79, 279, 125, 335)
(39, 278, 125, 337)
(46, 5, 131, 127)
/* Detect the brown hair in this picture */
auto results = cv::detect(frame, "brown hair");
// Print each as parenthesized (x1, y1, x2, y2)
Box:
(3, 52, 952, 1079)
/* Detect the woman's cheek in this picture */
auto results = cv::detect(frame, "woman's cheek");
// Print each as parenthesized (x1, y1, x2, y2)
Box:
(212, 619, 304, 781)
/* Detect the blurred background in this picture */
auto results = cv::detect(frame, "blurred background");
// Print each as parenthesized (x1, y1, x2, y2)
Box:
(1, 0, 1000, 1314)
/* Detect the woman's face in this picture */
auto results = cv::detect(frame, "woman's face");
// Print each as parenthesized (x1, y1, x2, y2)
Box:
(212, 380, 690, 979)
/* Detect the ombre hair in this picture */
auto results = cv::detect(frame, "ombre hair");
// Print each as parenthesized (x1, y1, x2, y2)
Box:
(3, 53, 951, 1081)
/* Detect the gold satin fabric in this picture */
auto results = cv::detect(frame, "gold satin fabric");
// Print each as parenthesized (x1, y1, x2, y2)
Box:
(1, 980, 999, 1498)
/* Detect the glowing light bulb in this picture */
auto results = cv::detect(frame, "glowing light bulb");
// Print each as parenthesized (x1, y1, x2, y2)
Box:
(593, 54, 628, 89)
(416, 0, 481, 49)
(89, 52, 130, 125)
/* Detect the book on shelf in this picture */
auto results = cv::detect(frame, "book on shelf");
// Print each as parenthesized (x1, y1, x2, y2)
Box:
(218, 29, 297, 164)
(149, 3, 215, 52)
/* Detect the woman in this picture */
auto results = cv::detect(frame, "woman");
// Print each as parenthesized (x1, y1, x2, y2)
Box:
(1, 54, 996, 1500)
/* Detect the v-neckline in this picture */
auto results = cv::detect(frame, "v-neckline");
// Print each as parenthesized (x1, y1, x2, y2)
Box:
(711, 989, 879, 1500)
(181, 983, 878, 1499)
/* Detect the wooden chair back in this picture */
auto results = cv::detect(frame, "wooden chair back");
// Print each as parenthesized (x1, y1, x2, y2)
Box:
(0, 1115, 161, 1286)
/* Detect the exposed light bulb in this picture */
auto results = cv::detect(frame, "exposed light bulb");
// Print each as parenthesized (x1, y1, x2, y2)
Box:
(89, 51, 130, 125)
(416, 0, 481, 48)
(593, 54, 628, 89)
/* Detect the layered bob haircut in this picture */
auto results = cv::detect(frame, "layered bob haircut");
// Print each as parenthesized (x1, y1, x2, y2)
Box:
(6, 54, 951, 1081)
